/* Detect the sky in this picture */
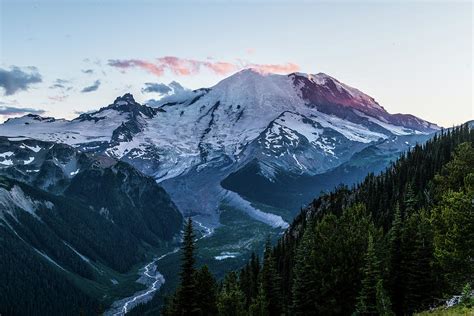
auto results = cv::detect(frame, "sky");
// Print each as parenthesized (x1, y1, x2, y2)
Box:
(0, 0, 472, 127)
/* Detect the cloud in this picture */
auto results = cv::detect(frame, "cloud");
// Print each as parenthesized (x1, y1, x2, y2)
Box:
(81, 80, 101, 93)
(247, 62, 300, 74)
(0, 105, 45, 116)
(108, 56, 298, 77)
(168, 81, 185, 92)
(49, 79, 73, 91)
(141, 82, 172, 94)
(108, 59, 165, 76)
(0, 66, 42, 95)
(48, 95, 68, 102)
(82, 69, 94, 74)
(246, 48, 256, 55)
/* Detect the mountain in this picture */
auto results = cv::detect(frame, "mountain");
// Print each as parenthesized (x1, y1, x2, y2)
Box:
(0, 69, 440, 227)
(0, 137, 182, 315)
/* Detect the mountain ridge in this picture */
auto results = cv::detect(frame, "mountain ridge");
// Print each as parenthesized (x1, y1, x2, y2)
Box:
(0, 69, 440, 225)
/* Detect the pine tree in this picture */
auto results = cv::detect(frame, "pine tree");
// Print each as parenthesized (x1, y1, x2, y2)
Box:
(356, 234, 380, 315)
(387, 204, 404, 315)
(404, 184, 417, 216)
(249, 283, 269, 316)
(292, 226, 317, 315)
(194, 265, 218, 316)
(175, 217, 198, 315)
(432, 142, 474, 292)
(217, 271, 246, 316)
(161, 294, 178, 316)
(260, 238, 282, 316)
(250, 252, 260, 303)
(239, 265, 252, 310)
(402, 209, 435, 313)
(376, 279, 394, 316)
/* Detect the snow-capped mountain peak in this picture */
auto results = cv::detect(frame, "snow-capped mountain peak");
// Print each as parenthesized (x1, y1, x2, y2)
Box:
(0, 69, 440, 220)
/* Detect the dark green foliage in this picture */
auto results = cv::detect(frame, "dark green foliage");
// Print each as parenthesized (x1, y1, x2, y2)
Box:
(248, 283, 269, 316)
(0, 225, 100, 316)
(306, 204, 375, 315)
(401, 209, 436, 313)
(387, 204, 403, 315)
(195, 265, 218, 316)
(175, 218, 198, 314)
(291, 227, 317, 315)
(356, 234, 388, 315)
(217, 272, 246, 316)
(431, 142, 474, 293)
(239, 252, 260, 310)
(260, 239, 282, 315)
(65, 161, 183, 244)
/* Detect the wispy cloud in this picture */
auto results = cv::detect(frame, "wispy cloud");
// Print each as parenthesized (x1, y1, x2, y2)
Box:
(82, 69, 94, 74)
(0, 105, 45, 116)
(49, 79, 73, 91)
(48, 95, 69, 102)
(247, 62, 300, 74)
(81, 80, 101, 93)
(108, 56, 299, 77)
(0, 66, 42, 95)
(108, 59, 165, 76)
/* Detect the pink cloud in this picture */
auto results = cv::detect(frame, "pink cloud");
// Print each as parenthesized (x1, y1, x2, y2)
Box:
(156, 56, 200, 75)
(247, 62, 300, 74)
(108, 59, 165, 76)
(108, 57, 299, 77)
(203, 61, 238, 75)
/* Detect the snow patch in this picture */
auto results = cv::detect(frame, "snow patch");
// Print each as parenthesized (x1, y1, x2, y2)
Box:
(215, 251, 240, 260)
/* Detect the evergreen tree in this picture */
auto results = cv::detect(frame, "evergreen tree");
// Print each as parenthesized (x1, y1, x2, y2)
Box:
(292, 226, 317, 315)
(249, 283, 269, 316)
(356, 234, 381, 315)
(402, 209, 435, 313)
(217, 272, 246, 316)
(161, 294, 178, 316)
(404, 184, 418, 216)
(387, 204, 404, 315)
(249, 252, 261, 304)
(260, 238, 282, 316)
(375, 279, 394, 316)
(239, 265, 252, 310)
(432, 142, 474, 292)
(194, 265, 218, 316)
(175, 217, 198, 315)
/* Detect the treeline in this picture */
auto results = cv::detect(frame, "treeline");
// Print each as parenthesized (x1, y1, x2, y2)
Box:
(159, 124, 473, 315)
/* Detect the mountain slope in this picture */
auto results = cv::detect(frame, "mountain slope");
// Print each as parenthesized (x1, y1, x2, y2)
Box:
(156, 123, 473, 316)
(0, 69, 440, 227)
(0, 137, 183, 315)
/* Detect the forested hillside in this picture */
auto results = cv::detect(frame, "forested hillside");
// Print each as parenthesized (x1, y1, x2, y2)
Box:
(155, 123, 473, 316)
(0, 139, 183, 315)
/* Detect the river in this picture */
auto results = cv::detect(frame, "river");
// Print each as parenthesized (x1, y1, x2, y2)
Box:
(105, 220, 213, 315)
